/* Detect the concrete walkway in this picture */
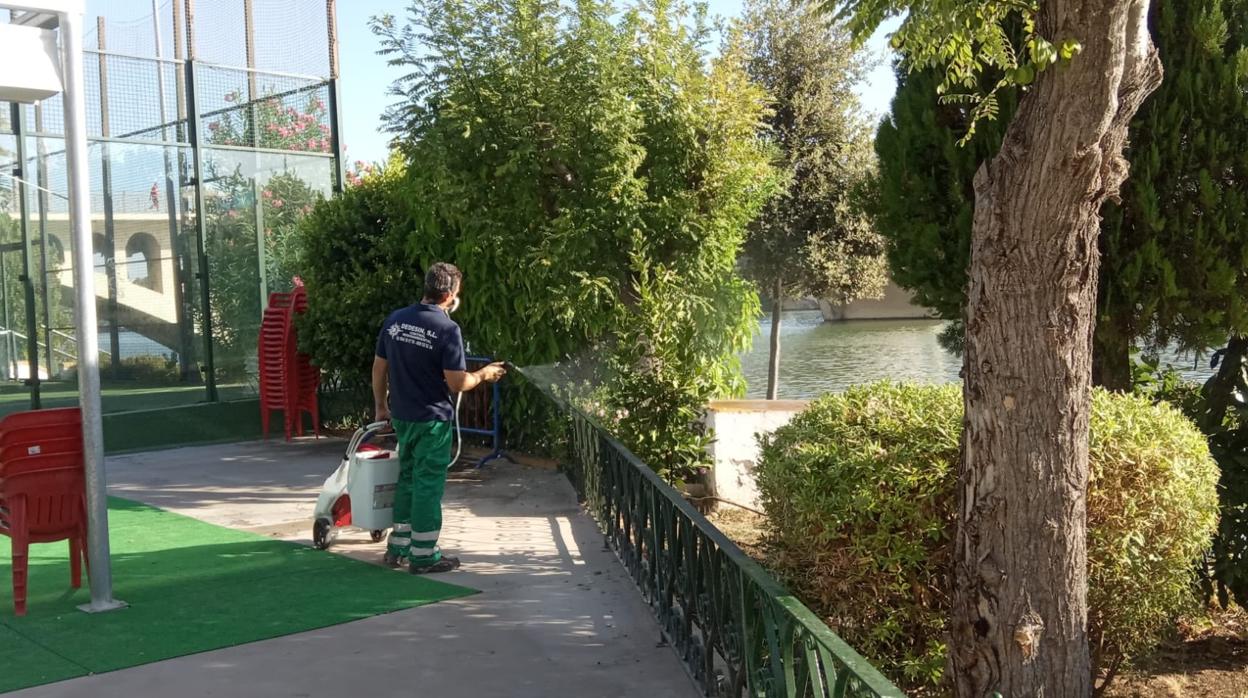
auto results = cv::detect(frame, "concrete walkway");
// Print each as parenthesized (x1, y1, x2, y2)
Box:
(13, 438, 698, 698)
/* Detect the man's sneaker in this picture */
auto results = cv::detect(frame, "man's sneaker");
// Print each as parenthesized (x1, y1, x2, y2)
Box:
(382, 551, 404, 568)
(410, 556, 461, 574)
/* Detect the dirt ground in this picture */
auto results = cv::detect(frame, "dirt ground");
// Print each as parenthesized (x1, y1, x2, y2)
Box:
(706, 508, 1248, 697)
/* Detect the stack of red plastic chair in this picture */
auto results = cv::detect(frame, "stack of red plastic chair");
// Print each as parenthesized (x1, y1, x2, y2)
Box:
(0, 407, 87, 616)
(258, 284, 320, 441)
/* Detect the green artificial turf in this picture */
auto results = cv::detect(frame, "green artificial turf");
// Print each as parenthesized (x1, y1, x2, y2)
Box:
(0, 498, 476, 693)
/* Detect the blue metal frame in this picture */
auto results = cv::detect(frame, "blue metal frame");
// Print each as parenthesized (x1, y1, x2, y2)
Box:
(462, 355, 507, 467)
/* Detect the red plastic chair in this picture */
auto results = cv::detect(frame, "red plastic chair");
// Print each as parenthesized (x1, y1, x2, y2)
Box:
(0, 407, 82, 435)
(0, 408, 86, 616)
(1, 438, 83, 465)
(0, 453, 87, 616)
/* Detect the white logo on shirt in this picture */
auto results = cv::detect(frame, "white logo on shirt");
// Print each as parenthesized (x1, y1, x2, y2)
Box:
(387, 322, 435, 351)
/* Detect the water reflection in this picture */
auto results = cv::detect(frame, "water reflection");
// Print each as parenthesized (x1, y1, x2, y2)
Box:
(740, 311, 1216, 400)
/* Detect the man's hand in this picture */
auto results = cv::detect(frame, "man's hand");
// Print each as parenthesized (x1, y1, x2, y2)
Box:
(478, 362, 507, 384)
(374, 404, 391, 423)
(444, 362, 507, 392)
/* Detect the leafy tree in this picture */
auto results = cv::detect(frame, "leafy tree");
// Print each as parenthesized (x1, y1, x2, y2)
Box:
(840, 0, 1166, 694)
(738, 0, 887, 400)
(295, 160, 415, 424)
(1096, 0, 1248, 388)
(871, 66, 1016, 352)
(369, 0, 778, 478)
(873, 0, 1248, 388)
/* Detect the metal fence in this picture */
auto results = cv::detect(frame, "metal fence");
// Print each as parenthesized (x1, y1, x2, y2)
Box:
(539, 385, 905, 697)
(0, 1, 343, 417)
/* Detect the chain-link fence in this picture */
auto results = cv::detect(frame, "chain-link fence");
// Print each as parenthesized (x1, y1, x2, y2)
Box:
(0, 1, 342, 417)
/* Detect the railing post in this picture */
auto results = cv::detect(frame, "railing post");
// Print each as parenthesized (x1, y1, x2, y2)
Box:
(521, 380, 905, 697)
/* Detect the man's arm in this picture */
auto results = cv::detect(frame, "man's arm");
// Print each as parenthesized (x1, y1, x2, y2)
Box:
(444, 363, 506, 393)
(372, 356, 390, 421)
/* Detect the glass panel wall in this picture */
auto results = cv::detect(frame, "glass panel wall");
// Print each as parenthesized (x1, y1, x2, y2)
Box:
(0, 2, 340, 417)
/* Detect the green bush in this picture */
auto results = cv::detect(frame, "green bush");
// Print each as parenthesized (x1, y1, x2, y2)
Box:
(294, 0, 778, 475)
(1133, 346, 1248, 609)
(295, 159, 417, 424)
(755, 382, 1220, 693)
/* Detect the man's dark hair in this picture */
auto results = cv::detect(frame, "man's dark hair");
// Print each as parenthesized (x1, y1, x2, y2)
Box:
(423, 262, 462, 302)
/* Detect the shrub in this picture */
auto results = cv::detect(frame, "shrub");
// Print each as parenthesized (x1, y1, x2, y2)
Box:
(755, 382, 1220, 694)
(295, 159, 416, 420)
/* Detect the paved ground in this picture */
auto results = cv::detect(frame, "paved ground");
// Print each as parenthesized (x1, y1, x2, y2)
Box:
(12, 438, 698, 698)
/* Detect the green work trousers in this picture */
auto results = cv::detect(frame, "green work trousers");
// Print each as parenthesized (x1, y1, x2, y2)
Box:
(386, 418, 453, 567)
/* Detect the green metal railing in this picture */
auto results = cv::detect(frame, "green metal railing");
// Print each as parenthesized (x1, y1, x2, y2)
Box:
(539, 389, 905, 697)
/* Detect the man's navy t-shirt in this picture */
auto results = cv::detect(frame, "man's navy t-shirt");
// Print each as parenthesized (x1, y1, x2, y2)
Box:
(375, 304, 466, 423)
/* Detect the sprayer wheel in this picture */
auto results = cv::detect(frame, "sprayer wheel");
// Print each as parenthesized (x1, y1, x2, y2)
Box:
(370, 529, 386, 543)
(313, 518, 333, 550)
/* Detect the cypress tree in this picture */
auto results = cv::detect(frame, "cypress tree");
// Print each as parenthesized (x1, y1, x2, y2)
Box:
(873, 0, 1248, 380)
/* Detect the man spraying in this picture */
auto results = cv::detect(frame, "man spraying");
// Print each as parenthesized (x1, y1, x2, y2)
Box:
(372, 262, 505, 573)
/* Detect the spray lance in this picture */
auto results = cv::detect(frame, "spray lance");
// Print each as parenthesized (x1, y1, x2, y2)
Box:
(445, 298, 510, 468)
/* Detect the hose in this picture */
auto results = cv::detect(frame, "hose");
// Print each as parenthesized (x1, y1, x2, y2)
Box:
(451, 391, 463, 468)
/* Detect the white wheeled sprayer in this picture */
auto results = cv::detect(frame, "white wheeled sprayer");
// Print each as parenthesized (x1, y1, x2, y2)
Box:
(309, 357, 509, 550)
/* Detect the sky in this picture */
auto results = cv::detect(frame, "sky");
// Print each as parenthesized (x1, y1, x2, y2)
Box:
(336, 1, 902, 166)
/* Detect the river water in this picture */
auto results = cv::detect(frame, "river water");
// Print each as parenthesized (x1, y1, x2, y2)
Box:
(740, 310, 1217, 400)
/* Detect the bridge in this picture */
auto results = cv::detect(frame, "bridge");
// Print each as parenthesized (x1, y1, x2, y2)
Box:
(40, 208, 186, 356)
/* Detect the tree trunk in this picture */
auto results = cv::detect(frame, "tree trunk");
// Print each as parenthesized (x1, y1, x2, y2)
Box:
(1091, 316, 1133, 391)
(949, 1, 1163, 695)
(767, 277, 782, 400)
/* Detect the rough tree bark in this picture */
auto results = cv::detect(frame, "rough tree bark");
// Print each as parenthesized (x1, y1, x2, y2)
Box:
(950, 0, 1164, 695)
(767, 277, 783, 400)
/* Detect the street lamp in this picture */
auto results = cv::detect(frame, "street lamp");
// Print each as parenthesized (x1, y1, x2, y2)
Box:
(1, 0, 124, 613)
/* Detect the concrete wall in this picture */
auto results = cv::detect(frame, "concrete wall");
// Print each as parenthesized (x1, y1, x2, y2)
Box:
(819, 280, 935, 321)
(704, 400, 809, 510)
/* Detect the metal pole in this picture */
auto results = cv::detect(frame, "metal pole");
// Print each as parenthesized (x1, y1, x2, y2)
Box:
(154, 0, 193, 382)
(243, 0, 258, 138)
(12, 105, 41, 407)
(0, 249, 12, 380)
(96, 17, 121, 378)
(59, 6, 125, 613)
(327, 0, 339, 79)
(185, 59, 218, 401)
(253, 177, 266, 300)
(327, 77, 345, 195)
(326, 0, 344, 193)
(33, 103, 53, 382)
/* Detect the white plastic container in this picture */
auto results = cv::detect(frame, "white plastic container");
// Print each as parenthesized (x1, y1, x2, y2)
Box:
(347, 450, 401, 531)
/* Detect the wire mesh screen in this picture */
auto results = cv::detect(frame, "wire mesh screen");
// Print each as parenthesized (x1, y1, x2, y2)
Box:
(196, 64, 333, 153)
(190, 0, 332, 78)
(85, 0, 182, 60)
(19, 54, 186, 144)
(78, 0, 333, 78)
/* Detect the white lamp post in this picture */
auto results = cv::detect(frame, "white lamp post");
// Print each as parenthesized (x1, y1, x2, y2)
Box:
(2, 0, 123, 613)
